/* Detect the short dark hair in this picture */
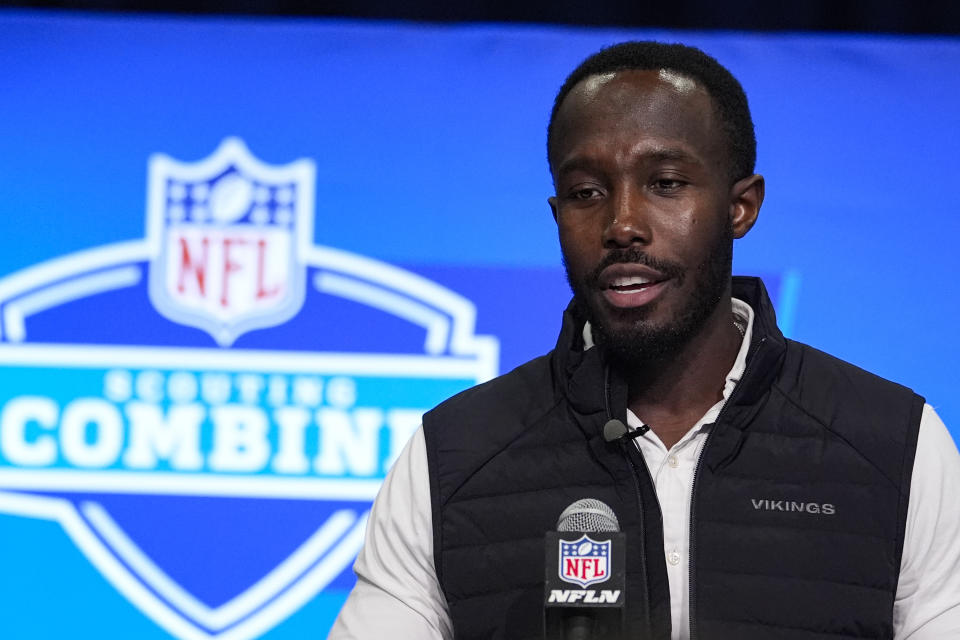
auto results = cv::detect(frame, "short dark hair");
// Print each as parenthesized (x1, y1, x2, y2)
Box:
(547, 41, 757, 182)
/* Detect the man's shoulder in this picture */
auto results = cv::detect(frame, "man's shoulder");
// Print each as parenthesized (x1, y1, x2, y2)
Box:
(424, 351, 559, 427)
(779, 338, 923, 428)
(420, 351, 567, 496)
(785, 338, 915, 394)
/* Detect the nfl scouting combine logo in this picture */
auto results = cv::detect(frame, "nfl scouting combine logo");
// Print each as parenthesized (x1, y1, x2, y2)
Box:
(559, 535, 611, 588)
(0, 139, 498, 639)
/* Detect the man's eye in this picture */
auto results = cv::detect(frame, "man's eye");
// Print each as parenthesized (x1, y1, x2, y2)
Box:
(652, 178, 685, 191)
(569, 187, 602, 200)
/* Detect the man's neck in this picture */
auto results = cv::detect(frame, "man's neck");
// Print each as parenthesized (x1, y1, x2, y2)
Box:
(623, 297, 743, 450)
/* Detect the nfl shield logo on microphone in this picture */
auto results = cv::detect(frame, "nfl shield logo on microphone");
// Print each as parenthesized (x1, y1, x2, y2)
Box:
(559, 535, 612, 588)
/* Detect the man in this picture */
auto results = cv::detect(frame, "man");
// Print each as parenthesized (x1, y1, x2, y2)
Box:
(331, 41, 960, 639)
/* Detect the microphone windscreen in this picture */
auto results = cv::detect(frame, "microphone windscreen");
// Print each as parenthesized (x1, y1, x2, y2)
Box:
(556, 498, 620, 533)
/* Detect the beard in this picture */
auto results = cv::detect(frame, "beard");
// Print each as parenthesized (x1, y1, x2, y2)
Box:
(564, 220, 734, 371)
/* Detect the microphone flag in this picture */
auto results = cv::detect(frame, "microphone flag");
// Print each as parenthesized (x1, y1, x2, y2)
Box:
(544, 531, 625, 638)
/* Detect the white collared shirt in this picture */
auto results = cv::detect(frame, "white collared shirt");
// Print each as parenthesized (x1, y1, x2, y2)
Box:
(622, 297, 754, 640)
(330, 300, 960, 639)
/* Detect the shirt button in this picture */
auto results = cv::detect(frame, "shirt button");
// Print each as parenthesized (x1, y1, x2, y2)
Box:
(667, 455, 679, 468)
(667, 551, 681, 566)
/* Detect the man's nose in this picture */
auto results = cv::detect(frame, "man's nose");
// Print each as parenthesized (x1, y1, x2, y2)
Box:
(603, 185, 651, 248)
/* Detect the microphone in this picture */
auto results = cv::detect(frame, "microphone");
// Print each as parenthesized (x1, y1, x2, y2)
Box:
(558, 499, 619, 532)
(603, 419, 649, 443)
(544, 499, 626, 640)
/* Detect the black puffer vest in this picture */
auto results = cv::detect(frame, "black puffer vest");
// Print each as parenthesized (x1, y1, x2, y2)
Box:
(422, 277, 923, 639)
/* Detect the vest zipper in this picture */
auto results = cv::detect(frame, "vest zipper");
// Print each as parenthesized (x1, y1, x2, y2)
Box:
(687, 425, 710, 640)
(688, 336, 767, 640)
(621, 440, 653, 638)
(606, 366, 655, 639)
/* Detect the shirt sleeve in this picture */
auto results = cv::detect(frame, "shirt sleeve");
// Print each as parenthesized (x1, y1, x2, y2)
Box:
(893, 404, 960, 638)
(328, 427, 452, 640)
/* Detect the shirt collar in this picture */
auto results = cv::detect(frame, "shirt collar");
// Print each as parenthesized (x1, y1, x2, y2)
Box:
(582, 297, 754, 383)
(595, 297, 755, 446)
(726, 297, 754, 396)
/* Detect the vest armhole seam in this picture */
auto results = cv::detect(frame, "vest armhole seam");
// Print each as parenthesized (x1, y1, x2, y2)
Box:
(893, 394, 925, 593)
(423, 417, 446, 590)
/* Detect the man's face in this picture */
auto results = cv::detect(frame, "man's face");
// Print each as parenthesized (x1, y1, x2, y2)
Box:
(548, 69, 747, 365)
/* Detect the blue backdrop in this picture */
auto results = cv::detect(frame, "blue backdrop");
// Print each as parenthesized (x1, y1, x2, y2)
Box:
(0, 10, 957, 639)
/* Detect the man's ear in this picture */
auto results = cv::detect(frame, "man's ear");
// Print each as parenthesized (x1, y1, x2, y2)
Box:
(729, 174, 764, 239)
(548, 196, 559, 223)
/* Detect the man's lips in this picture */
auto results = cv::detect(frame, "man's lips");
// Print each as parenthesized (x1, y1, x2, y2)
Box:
(597, 263, 670, 309)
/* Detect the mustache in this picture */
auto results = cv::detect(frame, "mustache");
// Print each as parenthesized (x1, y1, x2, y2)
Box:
(587, 248, 686, 286)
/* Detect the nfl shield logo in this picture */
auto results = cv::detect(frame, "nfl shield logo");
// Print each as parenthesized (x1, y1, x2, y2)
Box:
(559, 535, 611, 588)
(146, 138, 313, 346)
